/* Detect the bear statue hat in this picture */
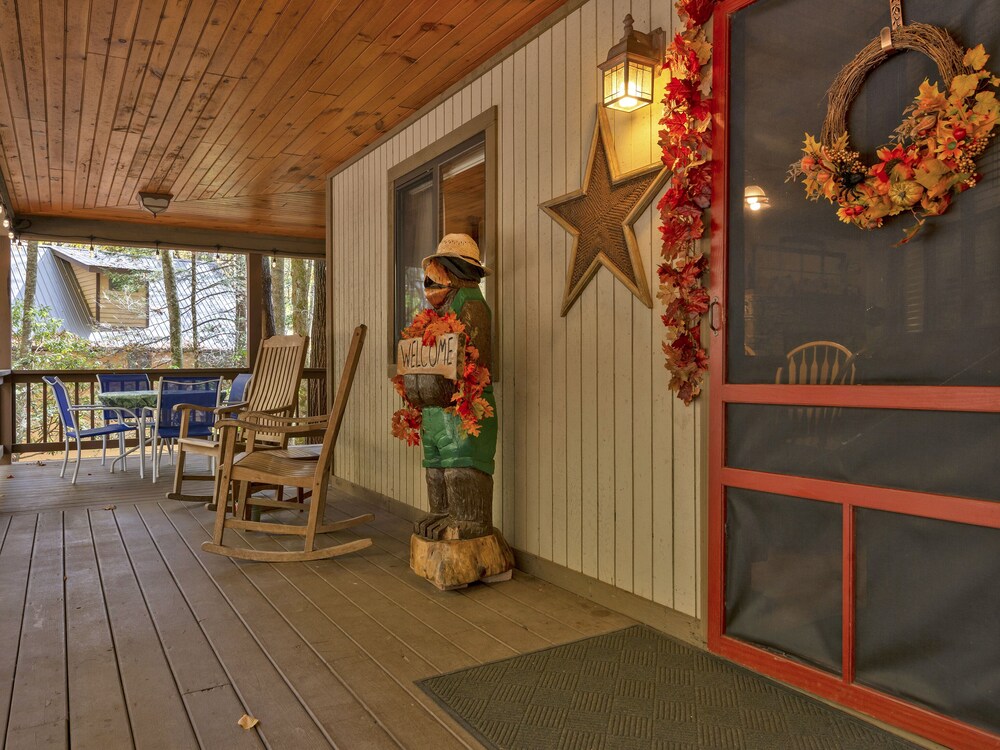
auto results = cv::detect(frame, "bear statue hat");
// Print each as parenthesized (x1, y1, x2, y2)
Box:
(422, 233, 491, 276)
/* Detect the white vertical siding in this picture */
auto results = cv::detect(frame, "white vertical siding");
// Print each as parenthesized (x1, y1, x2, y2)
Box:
(328, 0, 706, 618)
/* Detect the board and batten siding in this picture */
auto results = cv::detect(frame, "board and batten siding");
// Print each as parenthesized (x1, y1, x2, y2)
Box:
(327, 0, 706, 619)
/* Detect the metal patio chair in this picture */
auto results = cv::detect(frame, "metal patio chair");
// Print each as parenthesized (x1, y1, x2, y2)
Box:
(150, 378, 222, 483)
(43, 375, 140, 484)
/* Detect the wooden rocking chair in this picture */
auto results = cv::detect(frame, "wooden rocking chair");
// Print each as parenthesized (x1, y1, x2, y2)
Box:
(202, 325, 371, 562)
(167, 334, 308, 504)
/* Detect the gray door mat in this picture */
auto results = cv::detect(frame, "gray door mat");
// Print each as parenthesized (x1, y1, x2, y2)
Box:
(417, 624, 921, 750)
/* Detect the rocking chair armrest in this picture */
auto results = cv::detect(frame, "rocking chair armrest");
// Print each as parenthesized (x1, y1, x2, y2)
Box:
(239, 410, 328, 425)
(172, 402, 218, 414)
(214, 400, 249, 414)
(243, 403, 298, 417)
(214, 416, 329, 435)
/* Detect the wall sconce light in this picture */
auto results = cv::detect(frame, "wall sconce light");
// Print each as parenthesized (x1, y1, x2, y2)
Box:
(598, 14, 665, 112)
(744, 185, 770, 211)
(138, 191, 173, 217)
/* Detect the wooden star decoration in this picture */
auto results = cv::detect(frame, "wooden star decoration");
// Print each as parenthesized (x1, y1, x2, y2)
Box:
(541, 106, 670, 316)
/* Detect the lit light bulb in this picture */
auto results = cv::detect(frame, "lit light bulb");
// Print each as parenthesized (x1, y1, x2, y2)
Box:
(2, 218, 9, 228)
(7, 231, 14, 240)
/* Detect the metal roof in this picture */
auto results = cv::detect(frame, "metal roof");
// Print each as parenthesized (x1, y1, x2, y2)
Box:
(10, 244, 239, 354)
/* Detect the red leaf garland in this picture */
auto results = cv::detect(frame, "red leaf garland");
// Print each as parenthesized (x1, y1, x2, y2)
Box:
(391, 309, 494, 446)
(658, 0, 719, 405)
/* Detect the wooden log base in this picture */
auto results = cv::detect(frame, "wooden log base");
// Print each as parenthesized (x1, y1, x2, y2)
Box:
(410, 529, 515, 591)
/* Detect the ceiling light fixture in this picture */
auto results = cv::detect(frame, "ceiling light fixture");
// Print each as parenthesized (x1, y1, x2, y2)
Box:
(138, 191, 173, 217)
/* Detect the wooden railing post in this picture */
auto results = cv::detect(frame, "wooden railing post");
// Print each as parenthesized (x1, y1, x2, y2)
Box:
(0, 234, 13, 463)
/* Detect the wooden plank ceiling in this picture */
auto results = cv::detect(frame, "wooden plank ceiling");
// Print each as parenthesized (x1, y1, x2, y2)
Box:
(0, 0, 566, 240)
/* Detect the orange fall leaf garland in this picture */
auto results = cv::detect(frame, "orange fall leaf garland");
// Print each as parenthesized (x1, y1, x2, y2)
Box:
(657, 0, 718, 405)
(391, 309, 494, 446)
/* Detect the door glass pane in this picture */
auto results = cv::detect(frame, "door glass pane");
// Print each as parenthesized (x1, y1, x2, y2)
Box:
(727, 0, 1000, 385)
(727, 404, 1000, 501)
(725, 488, 842, 674)
(856, 510, 1000, 735)
(394, 173, 435, 340)
(440, 142, 486, 243)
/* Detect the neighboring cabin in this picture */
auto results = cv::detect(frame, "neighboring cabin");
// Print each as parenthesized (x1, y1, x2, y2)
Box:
(10, 244, 240, 368)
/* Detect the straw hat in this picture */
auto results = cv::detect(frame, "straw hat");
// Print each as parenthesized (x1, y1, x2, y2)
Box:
(422, 233, 491, 276)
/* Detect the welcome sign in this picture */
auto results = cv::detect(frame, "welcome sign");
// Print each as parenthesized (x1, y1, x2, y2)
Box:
(396, 333, 463, 380)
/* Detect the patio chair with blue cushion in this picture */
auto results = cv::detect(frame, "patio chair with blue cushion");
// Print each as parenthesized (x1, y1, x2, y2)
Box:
(150, 378, 222, 483)
(43, 375, 140, 484)
(221, 373, 253, 419)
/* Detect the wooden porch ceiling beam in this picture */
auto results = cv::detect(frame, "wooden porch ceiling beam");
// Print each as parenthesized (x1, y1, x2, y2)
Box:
(16, 215, 324, 258)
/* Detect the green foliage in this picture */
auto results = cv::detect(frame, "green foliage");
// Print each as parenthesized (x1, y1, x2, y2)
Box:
(11, 300, 95, 370)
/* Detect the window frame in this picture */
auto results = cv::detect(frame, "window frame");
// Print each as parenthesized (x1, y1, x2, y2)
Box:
(385, 106, 498, 377)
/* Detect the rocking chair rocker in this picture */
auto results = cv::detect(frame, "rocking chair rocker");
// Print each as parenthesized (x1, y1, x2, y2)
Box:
(202, 325, 370, 562)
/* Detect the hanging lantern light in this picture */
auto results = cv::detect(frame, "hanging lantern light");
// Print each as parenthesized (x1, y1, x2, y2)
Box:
(598, 14, 665, 113)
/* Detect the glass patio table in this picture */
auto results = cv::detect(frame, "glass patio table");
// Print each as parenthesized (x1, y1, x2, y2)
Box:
(96, 390, 158, 479)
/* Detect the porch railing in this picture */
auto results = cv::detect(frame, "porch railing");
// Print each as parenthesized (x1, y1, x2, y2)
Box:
(5, 367, 326, 455)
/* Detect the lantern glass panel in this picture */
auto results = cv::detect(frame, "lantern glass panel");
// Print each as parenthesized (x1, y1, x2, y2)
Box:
(603, 61, 627, 106)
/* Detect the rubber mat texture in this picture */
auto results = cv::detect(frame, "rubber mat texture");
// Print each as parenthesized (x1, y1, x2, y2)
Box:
(417, 624, 920, 750)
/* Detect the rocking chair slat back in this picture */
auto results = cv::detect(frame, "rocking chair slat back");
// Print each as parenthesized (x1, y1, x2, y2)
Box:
(246, 334, 309, 445)
(314, 324, 367, 476)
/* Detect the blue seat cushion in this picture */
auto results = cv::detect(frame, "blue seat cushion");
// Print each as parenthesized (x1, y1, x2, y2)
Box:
(69, 423, 136, 438)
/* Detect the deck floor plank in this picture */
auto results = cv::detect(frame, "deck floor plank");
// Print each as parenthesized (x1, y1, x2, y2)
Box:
(0, 463, 646, 749)
(89, 509, 199, 750)
(0, 514, 35, 742)
(111, 505, 264, 750)
(156, 501, 402, 750)
(318, 505, 557, 653)
(328, 495, 633, 639)
(183, 505, 479, 750)
(5, 511, 68, 750)
(136, 502, 343, 749)
(63, 509, 133, 749)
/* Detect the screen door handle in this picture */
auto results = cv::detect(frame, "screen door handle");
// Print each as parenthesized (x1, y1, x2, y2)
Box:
(709, 297, 722, 336)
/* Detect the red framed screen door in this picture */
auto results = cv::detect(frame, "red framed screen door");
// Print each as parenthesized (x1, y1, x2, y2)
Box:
(707, 1, 1000, 748)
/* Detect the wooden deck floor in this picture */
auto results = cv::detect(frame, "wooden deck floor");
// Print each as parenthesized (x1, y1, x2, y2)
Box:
(0, 461, 634, 749)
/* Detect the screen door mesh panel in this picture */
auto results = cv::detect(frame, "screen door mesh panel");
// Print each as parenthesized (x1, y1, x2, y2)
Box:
(726, 405, 1000, 502)
(855, 510, 1000, 735)
(726, 0, 1000, 387)
(725, 488, 842, 674)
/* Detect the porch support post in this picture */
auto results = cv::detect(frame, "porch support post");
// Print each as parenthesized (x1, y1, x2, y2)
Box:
(246, 253, 264, 368)
(0, 234, 13, 463)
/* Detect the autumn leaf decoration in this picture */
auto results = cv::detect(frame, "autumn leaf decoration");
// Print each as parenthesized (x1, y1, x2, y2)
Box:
(790, 44, 1000, 245)
(391, 309, 494, 446)
(656, 0, 719, 405)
